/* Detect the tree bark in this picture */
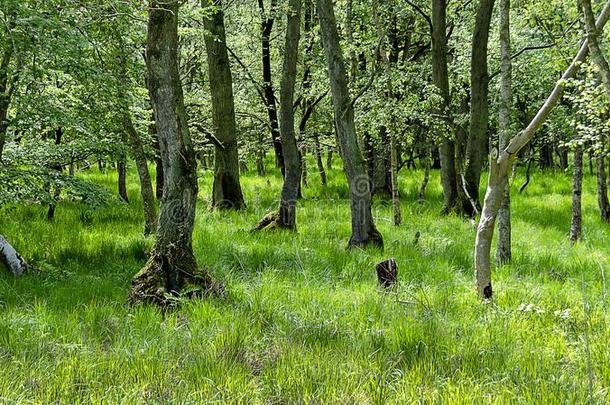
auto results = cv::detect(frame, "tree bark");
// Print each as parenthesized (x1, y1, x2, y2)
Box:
(464, 0, 495, 215)
(390, 133, 401, 226)
(258, 0, 285, 175)
(203, 0, 246, 210)
(570, 146, 584, 243)
(117, 156, 129, 203)
(474, 0, 610, 299)
(124, 115, 157, 235)
(496, 0, 512, 265)
(257, 0, 302, 230)
(316, 0, 383, 248)
(432, 0, 459, 213)
(597, 154, 610, 222)
(0, 46, 14, 162)
(0, 234, 28, 276)
(131, 0, 219, 306)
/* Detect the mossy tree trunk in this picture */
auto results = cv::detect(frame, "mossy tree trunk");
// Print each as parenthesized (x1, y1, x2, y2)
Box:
(316, 0, 382, 248)
(203, 0, 246, 210)
(130, 0, 219, 306)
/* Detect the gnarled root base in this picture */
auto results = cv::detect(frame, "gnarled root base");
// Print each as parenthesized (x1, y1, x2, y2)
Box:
(251, 211, 296, 232)
(129, 251, 224, 308)
(348, 229, 384, 250)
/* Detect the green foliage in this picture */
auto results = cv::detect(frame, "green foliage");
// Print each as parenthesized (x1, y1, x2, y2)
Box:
(1, 166, 610, 402)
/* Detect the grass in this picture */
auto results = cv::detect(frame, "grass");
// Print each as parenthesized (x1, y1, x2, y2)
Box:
(1, 159, 609, 403)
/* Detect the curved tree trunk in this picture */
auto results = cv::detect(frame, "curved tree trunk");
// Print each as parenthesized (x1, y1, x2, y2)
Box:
(464, 0, 495, 215)
(130, 0, 219, 306)
(316, 0, 382, 248)
(0, 234, 28, 276)
(117, 156, 129, 203)
(203, 0, 246, 210)
(474, 1, 610, 299)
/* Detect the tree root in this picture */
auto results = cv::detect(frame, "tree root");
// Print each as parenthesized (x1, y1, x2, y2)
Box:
(129, 251, 224, 308)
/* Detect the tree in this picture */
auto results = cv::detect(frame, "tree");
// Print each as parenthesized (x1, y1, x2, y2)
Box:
(202, 0, 246, 210)
(130, 0, 219, 305)
(464, 0, 495, 215)
(316, 0, 382, 248)
(258, 0, 285, 175)
(474, 0, 610, 299)
(496, 0, 512, 264)
(431, 0, 460, 214)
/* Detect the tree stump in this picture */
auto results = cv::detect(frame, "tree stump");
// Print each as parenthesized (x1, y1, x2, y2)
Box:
(375, 258, 398, 288)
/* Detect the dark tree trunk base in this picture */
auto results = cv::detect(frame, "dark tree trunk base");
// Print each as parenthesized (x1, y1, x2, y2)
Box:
(252, 211, 296, 232)
(129, 250, 223, 308)
(348, 229, 383, 250)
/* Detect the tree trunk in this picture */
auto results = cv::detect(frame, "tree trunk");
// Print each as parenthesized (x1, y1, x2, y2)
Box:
(314, 135, 327, 185)
(0, 45, 14, 162)
(258, 0, 285, 175)
(117, 156, 129, 202)
(203, 0, 246, 210)
(0, 234, 28, 276)
(390, 133, 401, 226)
(131, 0, 219, 306)
(474, 0, 610, 299)
(317, 0, 383, 248)
(418, 145, 431, 201)
(496, 0, 512, 265)
(432, 0, 460, 213)
(257, 0, 302, 230)
(47, 128, 63, 221)
(124, 115, 157, 235)
(597, 155, 610, 222)
(464, 0, 495, 215)
(570, 146, 584, 243)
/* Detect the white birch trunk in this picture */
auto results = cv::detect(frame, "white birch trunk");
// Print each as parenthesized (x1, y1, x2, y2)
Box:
(0, 234, 28, 276)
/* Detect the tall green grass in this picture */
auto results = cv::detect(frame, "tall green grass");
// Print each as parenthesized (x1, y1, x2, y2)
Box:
(0, 161, 608, 403)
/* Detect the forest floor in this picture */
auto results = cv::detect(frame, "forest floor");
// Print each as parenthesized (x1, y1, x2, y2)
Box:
(1, 161, 609, 403)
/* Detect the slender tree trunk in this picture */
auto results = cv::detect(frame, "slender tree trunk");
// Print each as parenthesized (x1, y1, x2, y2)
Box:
(117, 155, 129, 202)
(47, 128, 63, 221)
(258, 0, 285, 175)
(314, 135, 327, 185)
(570, 146, 584, 243)
(257, 0, 302, 230)
(418, 145, 431, 201)
(131, 0, 219, 306)
(474, 0, 610, 299)
(464, 0, 495, 215)
(203, 0, 246, 210)
(496, 0, 512, 265)
(432, 0, 459, 213)
(326, 146, 333, 170)
(317, 0, 383, 248)
(124, 115, 157, 235)
(0, 46, 14, 162)
(390, 133, 401, 226)
(0, 234, 28, 276)
(597, 155, 610, 222)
